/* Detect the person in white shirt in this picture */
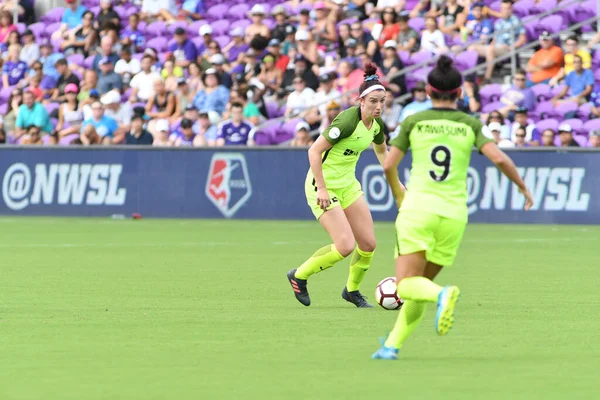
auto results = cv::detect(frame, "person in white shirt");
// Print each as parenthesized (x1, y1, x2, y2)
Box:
(313, 72, 341, 116)
(102, 90, 133, 142)
(114, 47, 141, 87)
(420, 17, 448, 55)
(487, 122, 514, 148)
(19, 30, 40, 67)
(129, 55, 161, 103)
(141, 0, 177, 20)
(285, 75, 316, 118)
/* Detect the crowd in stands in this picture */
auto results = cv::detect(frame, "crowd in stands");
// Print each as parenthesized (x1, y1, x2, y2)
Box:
(0, 0, 599, 148)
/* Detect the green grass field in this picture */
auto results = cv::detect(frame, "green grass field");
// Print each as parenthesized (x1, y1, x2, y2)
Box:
(1, 218, 598, 400)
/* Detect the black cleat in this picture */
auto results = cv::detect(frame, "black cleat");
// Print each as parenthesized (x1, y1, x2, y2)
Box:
(287, 268, 311, 306)
(342, 287, 374, 308)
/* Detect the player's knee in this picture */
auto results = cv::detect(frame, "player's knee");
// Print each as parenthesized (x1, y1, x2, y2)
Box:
(358, 238, 376, 253)
(335, 238, 355, 258)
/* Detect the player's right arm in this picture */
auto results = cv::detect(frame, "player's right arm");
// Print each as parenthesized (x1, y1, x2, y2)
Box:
(480, 142, 534, 210)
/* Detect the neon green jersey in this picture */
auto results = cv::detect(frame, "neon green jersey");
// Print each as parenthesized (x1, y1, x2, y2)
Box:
(390, 108, 493, 222)
(308, 107, 386, 189)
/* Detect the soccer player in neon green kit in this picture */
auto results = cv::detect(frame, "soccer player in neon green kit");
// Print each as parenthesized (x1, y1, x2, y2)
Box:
(372, 56, 534, 359)
(286, 63, 404, 308)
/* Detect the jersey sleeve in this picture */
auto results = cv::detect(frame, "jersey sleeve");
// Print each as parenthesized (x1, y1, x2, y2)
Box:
(373, 117, 387, 145)
(473, 118, 494, 151)
(389, 116, 414, 152)
(321, 108, 357, 144)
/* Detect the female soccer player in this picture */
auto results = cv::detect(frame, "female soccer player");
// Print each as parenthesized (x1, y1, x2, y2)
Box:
(372, 56, 534, 359)
(287, 63, 403, 308)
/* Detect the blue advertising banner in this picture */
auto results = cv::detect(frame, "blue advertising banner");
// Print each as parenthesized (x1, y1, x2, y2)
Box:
(0, 147, 598, 224)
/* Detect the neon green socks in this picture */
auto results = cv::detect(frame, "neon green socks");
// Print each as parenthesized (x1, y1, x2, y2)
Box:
(346, 248, 374, 291)
(397, 276, 443, 302)
(295, 244, 345, 280)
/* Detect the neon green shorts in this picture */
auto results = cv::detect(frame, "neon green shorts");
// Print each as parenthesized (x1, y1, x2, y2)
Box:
(305, 176, 363, 220)
(394, 209, 467, 267)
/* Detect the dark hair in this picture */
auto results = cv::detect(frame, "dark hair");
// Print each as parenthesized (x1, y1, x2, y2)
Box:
(501, 0, 513, 4)
(130, 13, 139, 20)
(566, 35, 579, 44)
(231, 102, 244, 110)
(6, 90, 22, 115)
(514, 68, 526, 77)
(358, 62, 383, 97)
(83, 11, 94, 20)
(380, 8, 397, 24)
(55, 58, 68, 67)
(141, 55, 154, 63)
(427, 55, 462, 101)
(574, 54, 583, 63)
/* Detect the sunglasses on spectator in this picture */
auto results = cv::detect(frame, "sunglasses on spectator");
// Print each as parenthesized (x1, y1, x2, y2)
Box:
(514, 77, 525, 81)
(516, 134, 526, 138)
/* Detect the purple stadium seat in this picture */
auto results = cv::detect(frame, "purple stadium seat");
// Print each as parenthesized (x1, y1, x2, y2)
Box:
(524, 20, 538, 41)
(114, 5, 127, 20)
(254, 131, 274, 145)
(337, 17, 358, 28)
(535, 15, 564, 36)
(51, 36, 62, 52)
(0, 103, 7, 115)
(59, 133, 79, 146)
(42, 135, 52, 145)
(227, 4, 251, 20)
(44, 22, 62, 38)
(265, 101, 280, 119)
(512, 0, 533, 18)
(145, 21, 167, 40)
(229, 19, 252, 32)
(554, 101, 578, 118)
(263, 18, 275, 30)
(533, 101, 558, 120)
(192, 36, 205, 49)
(138, 21, 147, 33)
(535, 118, 559, 133)
(531, 83, 551, 101)
(570, 0, 596, 25)
(551, 84, 566, 97)
(188, 20, 208, 37)
(211, 19, 231, 36)
(488, 0, 501, 12)
(44, 102, 60, 116)
(532, 0, 557, 15)
(16, 23, 26, 34)
(67, 53, 85, 67)
(214, 35, 230, 49)
(583, 118, 600, 135)
(481, 101, 504, 114)
(83, 55, 95, 69)
(146, 37, 168, 52)
(398, 50, 411, 65)
(594, 69, 600, 84)
(125, 6, 139, 18)
(578, 103, 593, 120)
(41, 7, 65, 24)
(167, 21, 190, 35)
(28, 22, 45, 39)
(409, 50, 433, 66)
(276, 119, 300, 143)
(0, 86, 15, 103)
(573, 135, 588, 147)
(90, 6, 101, 16)
(454, 50, 478, 72)
(562, 118, 584, 135)
(207, 4, 229, 21)
(407, 17, 424, 34)
(479, 83, 502, 105)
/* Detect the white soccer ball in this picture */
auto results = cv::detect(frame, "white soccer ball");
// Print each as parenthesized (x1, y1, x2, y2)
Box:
(375, 277, 404, 310)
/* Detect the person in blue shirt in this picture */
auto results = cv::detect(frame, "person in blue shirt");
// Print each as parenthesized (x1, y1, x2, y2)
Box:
(192, 68, 230, 123)
(552, 55, 594, 105)
(2, 44, 27, 87)
(120, 13, 146, 54)
(53, 0, 87, 40)
(82, 101, 118, 140)
(468, 3, 493, 44)
(15, 90, 53, 137)
(216, 102, 254, 146)
(397, 82, 433, 123)
(40, 40, 65, 81)
(92, 36, 119, 72)
(169, 28, 197, 68)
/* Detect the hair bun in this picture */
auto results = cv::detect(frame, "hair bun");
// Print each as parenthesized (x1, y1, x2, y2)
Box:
(436, 55, 454, 72)
(363, 62, 378, 80)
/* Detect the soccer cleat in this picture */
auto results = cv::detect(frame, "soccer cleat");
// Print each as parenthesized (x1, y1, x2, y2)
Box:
(372, 336, 399, 360)
(287, 268, 311, 306)
(342, 287, 374, 308)
(435, 285, 461, 336)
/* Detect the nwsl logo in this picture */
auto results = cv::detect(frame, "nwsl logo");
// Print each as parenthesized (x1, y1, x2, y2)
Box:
(205, 153, 252, 218)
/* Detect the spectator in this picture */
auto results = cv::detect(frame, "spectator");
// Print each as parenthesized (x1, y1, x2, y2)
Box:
(282, 25, 297, 56)
(318, 100, 342, 132)
(115, 47, 141, 87)
(380, 40, 406, 95)
(498, 69, 536, 119)
(226, 89, 262, 126)
(297, 9, 312, 33)
(266, 39, 289, 74)
(92, 36, 118, 72)
(40, 40, 65, 82)
(2, 44, 27, 88)
(398, 82, 433, 123)
(19, 29, 39, 67)
(513, 125, 529, 148)
(313, 72, 341, 116)
(20, 125, 43, 145)
(0, 0, 35, 24)
(180, 104, 199, 131)
(192, 68, 230, 122)
(588, 130, 600, 148)
(439, 0, 467, 38)
(295, 29, 319, 66)
(129, 55, 162, 103)
(95, 0, 120, 31)
(550, 35, 591, 86)
(198, 40, 222, 69)
(488, 122, 514, 148)
(81, 89, 100, 120)
(146, 78, 176, 124)
(313, 2, 336, 51)
(373, 0, 406, 14)
(216, 102, 254, 146)
(4, 88, 22, 134)
(172, 78, 191, 121)
(381, 91, 403, 133)
(54, 0, 87, 40)
(121, 13, 145, 54)
(28, 75, 43, 101)
(510, 106, 538, 143)
(170, 117, 196, 146)
(285, 74, 316, 119)
(169, 27, 197, 68)
(420, 17, 448, 55)
(141, 0, 178, 21)
(526, 31, 563, 86)
(282, 54, 319, 91)
(337, 24, 351, 58)
(558, 123, 578, 147)
(196, 24, 213, 55)
(24, 60, 43, 88)
(161, 58, 183, 92)
(477, 0, 526, 82)
(60, 11, 97, 57)
(78, 70, 98, 103)
(194, 110, 219, 146)
(97, 57, 123, 95)
(552, 55, 593, 105)
(540, 129, 556, 147)
(342, 38, 360, 66)
(410, 0, 444, 19)
(290, 121, 314, 147)
(257, 54, 283, 101)
(125, 114, 153, 145)
(81, 101, 118, 142)
(372, 7, 400, 47)
(0, 12, 16, 44)
(77, 124, 109, 145)
(271, 5, 290, 43)
(186, 62, 203, 95)
(350, 21, 379, 63)
(15, 90, 52, 138)
(160, 0, 204, 22)
(457, 75, 481, 114)
(465, 2, 493, 46)
(397, 13, 419, 53)
(223, 27, 248, 64)
(153, 119, 171, 146)
(245, 5, 270, 44)
(102, 90, 132, 140)
(53, 58, 80, 102)
(56, 83, 84, 139)
(210, 54, 232, 89)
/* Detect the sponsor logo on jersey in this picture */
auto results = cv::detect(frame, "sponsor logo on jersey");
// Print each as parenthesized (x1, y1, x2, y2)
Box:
(2, 163, 127, 211)
(205, 153, 252, 218)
